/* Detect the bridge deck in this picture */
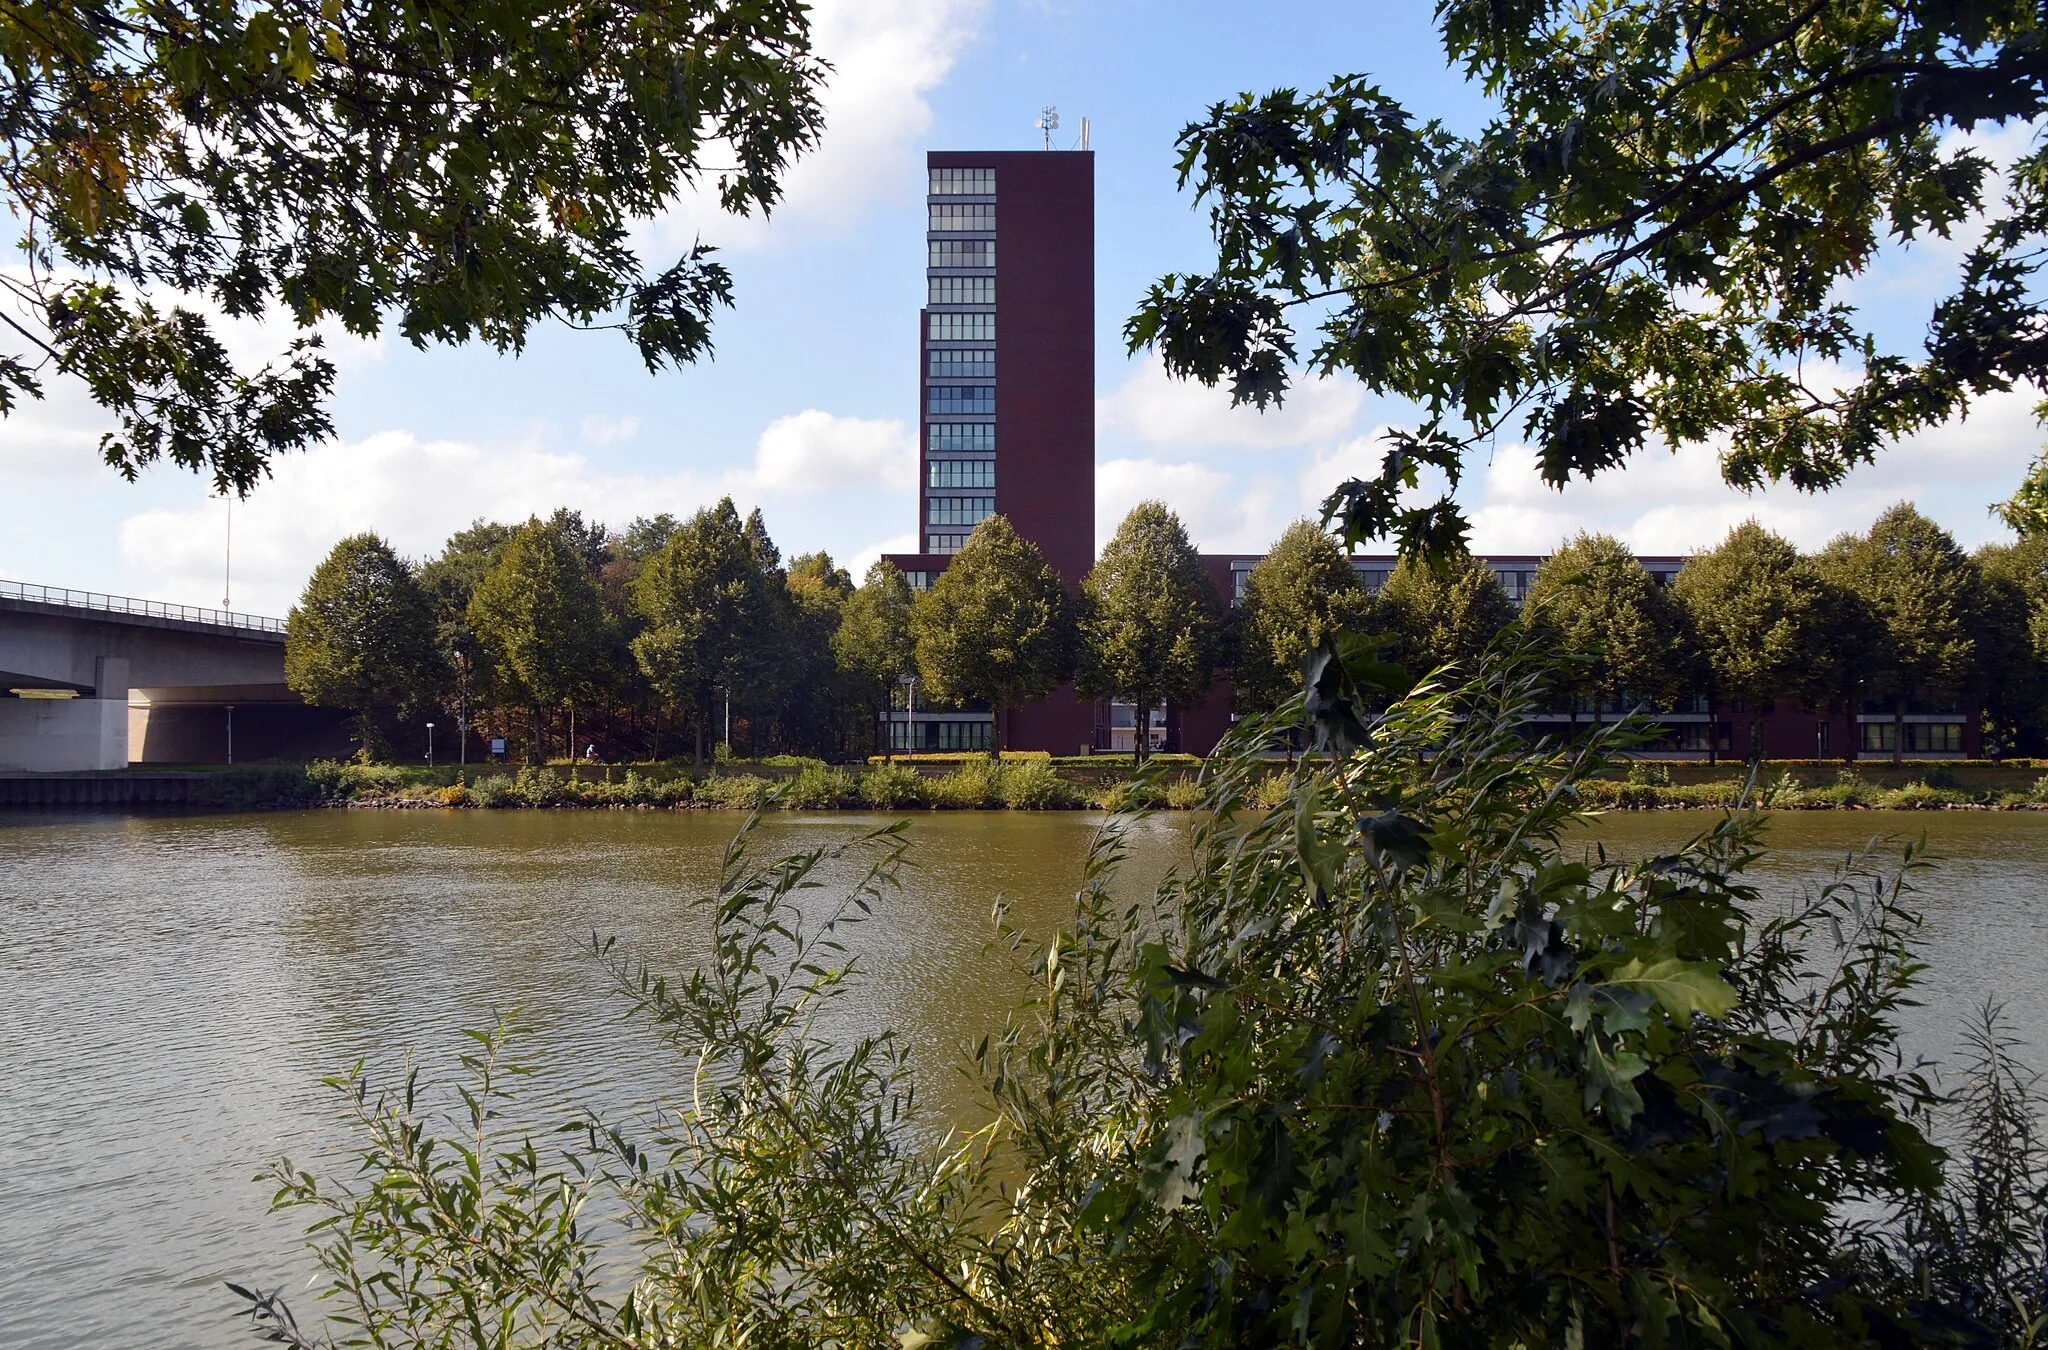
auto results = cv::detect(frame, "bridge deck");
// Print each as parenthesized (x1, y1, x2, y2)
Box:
(0, 580, 284, 642)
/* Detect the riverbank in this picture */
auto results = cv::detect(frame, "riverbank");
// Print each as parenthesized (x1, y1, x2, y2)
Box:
(12, 756, 2048, 813)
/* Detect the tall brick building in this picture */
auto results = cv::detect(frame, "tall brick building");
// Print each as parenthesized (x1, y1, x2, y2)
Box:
(884, 149, 1096, 755)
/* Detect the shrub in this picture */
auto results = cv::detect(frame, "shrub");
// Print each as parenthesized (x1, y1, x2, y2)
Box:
(1811, 768, 1875, 808)
(1164, 776, 1204, 810)
(243, 642, 2023, 1347)
(1100, 776, 1163, 813)
(926, 761, 999, 809)
(785, 764, 859, 810)
(695, 774, 769, 811)
(1881, 781, 1965, 810)
(468, 774, 518, 808)
(438, 784, 471, 807)
(1919, 764, 1961, 790)
(1250, 772, 1291, 809)
(513, 766, 567, 807)
(1625, 758, 1672, 786)
(996, 760, 1075, 810)
(339, 762, 407, 797)
(303, 759, 352, 800)
(859, 762, 927, 809)
(650, 776, 694, 807)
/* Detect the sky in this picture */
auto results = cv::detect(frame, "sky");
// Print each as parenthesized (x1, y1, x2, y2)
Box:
(1, 0, 2041, 618)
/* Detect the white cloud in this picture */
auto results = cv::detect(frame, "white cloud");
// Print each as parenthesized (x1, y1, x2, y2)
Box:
(580, 413, 641, 445)
(1098, 351, 1366, 451)
(851, 531, 919, 577)
(117, 429, 729, 616)
(744, 409, 916, 494)
(1097, 457, 1287, 554)
(647, 0, 986, 253)
(1461, 385, 2043, 556)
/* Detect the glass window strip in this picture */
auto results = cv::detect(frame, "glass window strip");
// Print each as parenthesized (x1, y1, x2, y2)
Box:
(927, 496, 995, 526)
(929, 349, 996, 378)
(927, 313, 996, 341)
(929, 276, 996, 304)
(928, 459, 996, 489)
(928, 386, 995, 414)
(929, 203, 996, 231)
(929, 167, 996, 196)
(928, 423, 996, 452)
(928, 240, 995, 268)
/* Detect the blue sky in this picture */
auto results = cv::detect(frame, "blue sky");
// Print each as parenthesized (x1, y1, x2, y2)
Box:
(1, 0, 2039, 617)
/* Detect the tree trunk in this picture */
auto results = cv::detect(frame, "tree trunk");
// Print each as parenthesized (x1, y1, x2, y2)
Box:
(1892, 695, 1905, 768)
(1747, 713, 1763, 767)
(531, 706, 544, 764)
(1135, 700, 1150, 765)
(693, 695, 705, 770)
(990, 702, 1003, 761)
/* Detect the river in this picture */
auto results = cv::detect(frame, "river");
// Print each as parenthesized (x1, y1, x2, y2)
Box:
(3, 807, 2045, 1349)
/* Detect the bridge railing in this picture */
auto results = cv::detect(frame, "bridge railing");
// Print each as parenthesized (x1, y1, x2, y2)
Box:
(0, 579, 286, 634)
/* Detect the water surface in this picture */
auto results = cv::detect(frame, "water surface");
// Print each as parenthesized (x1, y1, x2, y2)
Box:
(1, 807, 2042, 1348)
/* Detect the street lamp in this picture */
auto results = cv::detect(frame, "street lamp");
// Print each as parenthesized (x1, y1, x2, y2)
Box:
(426, 722, 435, 767)
(224, 704, 235, 765)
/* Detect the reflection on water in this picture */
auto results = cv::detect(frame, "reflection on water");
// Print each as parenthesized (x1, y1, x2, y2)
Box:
(0, 807, 2042, 1349)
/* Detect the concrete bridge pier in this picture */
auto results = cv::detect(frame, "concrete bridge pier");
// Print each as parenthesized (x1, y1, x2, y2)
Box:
(0, 656, 129, 771)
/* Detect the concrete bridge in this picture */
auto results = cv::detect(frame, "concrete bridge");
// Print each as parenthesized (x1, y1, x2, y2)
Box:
(0, 581, 342, 770)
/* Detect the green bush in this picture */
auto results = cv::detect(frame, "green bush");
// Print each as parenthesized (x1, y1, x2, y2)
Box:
(926, 761, 999, 809)
(248, 643, 2029, 1347)
(303, 759, 351, 800)
(996, 759, 1075, 810)
(1625, 758, 1672, 786)
(468, 774, 518, 808)
(695, 774, 769, 811)
(859, 762, 927, 809)
(1880, 781, 1967, 810)
(1164, 776, 1205, 810)
(785, 764, 859, 810)
(513, 766, 567, 807)
(651, 776, 694, 807)
(1100, 776, 1164, 813)
(1810, 769, 1875, 807)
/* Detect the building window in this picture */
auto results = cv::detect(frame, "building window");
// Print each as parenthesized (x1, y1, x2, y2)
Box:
(928, 496, 995, 526)
(929, 240, 995, 268)
(1908, 722, 1963, 753)
(929, 203, 996, 231)
(929, 459, 995, 489)
(929, 276, 995, 305)
(1353, 566, 1390, 592)
(928, 423, 995, 453)
(929, 348, 995, 379)
(929, 386, 995, 415)
(928, 313, 995, 342)
(926, 532, 972, 555)
(1489, 567, 1536, 604)
(1860, 722, 1897, 753)
(929, 167, 995, 196)
(902, 570, 934, 591)
(889, 718, 993, 752)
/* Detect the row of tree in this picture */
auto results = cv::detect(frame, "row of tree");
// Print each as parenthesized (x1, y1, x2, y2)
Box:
(285, 498, 2048, 764)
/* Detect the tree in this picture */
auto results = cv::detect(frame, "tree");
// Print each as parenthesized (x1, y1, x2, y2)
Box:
(910, 516, 1071, 759)
(1232, 519, 1372, 714)
(630, 499, 776, 766)
(1525, 533, 1695, 728)
(834, 561, 917, 759)
(777, 551, 856, 758)
(0, 0, 826, 493)
(467, 519, 612, 761)
(1817, 504, 1983, 766)
(1075, 503, 1224, 761)
(1974, 536, 2048, 755)
(284, 533, 441, 756)
(1672, 523, 1835, 762)
(1130, 5, 2048, 559)
(1375, 553, 1515, 676)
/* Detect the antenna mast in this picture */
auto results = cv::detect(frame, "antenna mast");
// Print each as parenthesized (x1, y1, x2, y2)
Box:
(1035, 105, 1059, 150)
(222, 494, 232, 610)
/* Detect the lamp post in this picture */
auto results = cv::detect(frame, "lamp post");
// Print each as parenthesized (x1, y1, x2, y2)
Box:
(224, 704, 234, 766)
(426, 722, 435, 767)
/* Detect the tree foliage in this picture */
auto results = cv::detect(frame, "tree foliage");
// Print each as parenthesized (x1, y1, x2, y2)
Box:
(1815, 503, 1983, 759)
(1, 0, 827, 491)
(1076, 502, 1225, 760)
(834, 560, 916, 757)
(1525, 532, 1694, 714)
(629, 498, 777, 765)
(910, 516, 1072, 756)
(243, 640, 2046, 1348)
(1374, 553, 1515, 676)
(283, 532, 441, 752)
(1129, 3, 2048, 559)
(1673, 522, 1839, 757)
(466, 517, 612, 753)
(1233, 519, 1373, 713)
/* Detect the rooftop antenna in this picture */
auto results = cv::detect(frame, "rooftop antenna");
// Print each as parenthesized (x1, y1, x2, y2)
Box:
(1036, 105, 1059, 150)
(1079, 116, 1091, 151)
(221, 492, 232, 610)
